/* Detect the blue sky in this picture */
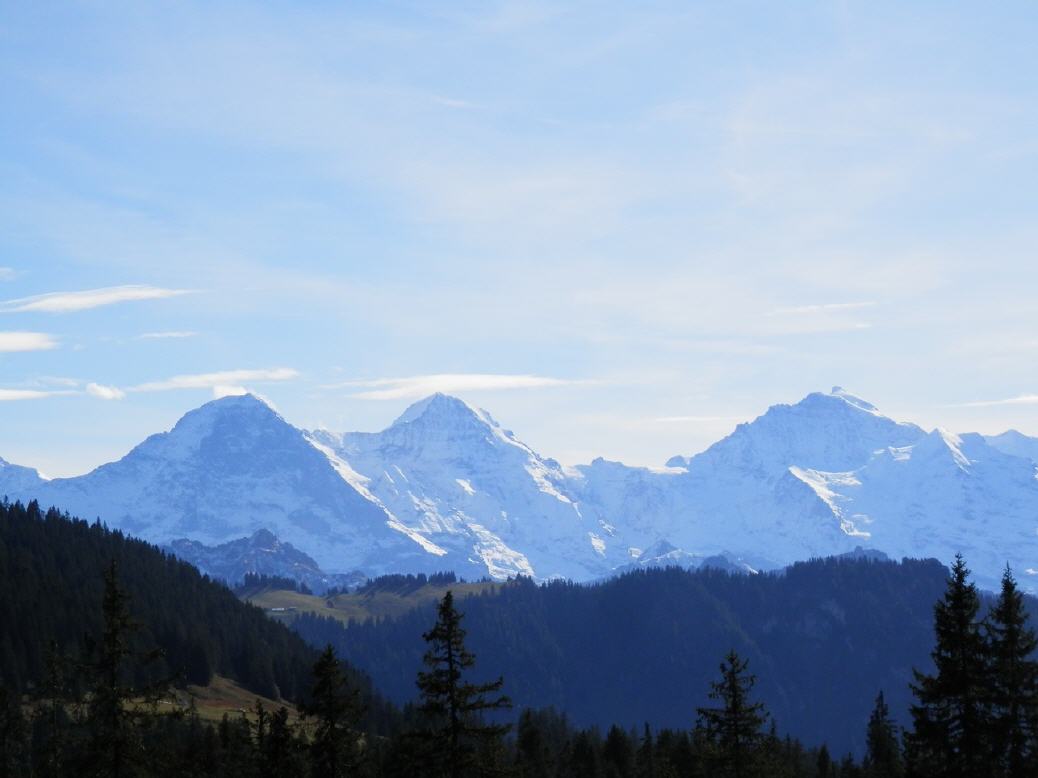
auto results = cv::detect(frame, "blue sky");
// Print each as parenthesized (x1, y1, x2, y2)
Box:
(2, 1, 1037, 477)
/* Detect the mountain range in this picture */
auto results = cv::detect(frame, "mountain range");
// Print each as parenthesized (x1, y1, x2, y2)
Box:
(2, 387, 1036, 591)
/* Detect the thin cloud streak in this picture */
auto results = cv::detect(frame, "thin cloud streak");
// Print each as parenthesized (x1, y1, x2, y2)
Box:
(0, 388, 76, 401)
(138, 330, 198, 339)
(770, 301, 877, 316)
(336, 373, 591, 401)
(130, 367, 299, 393)
(655, 415, 746, 423)
(0, 332, 58, 352)
(0, 285, 193, 313)
(951, 394, 1038, 408)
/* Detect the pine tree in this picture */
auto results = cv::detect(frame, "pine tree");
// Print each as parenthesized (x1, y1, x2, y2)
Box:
(906, 554, 990, 777)
(695, 650, 769, 778)
(415, 590, 512, 778)
(816, 744, 833, 777)
(985, 565, 1038, 778)
(603, 724, 634, 777)
(263, 706, 304, 778)
(83, 560, 170, 778)
(635, 723, 654, 778)
(300, 644, 363, 778)
(863, 691, 903, 777)
(32, 642, 75, 778)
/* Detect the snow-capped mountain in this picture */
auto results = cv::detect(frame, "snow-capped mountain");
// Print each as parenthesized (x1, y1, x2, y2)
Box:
(311, 393, 611, 580)
(570, 387, 1038, 590)
(0, 394, 445, 575)
(3, 387, 1037, 591)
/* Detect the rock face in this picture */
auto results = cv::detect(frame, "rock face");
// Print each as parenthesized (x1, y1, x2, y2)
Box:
(165, 529, 365, 593)
(4, 388, 1038, 591)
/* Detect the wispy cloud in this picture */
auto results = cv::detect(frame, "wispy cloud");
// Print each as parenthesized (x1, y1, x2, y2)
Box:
(0, 285, 192, 313)
(334, 373, 588, 400)
(0, 388, 76, 401)
(0, 332, 58, 352)
(770, 301, 877, 316)
(655, 415, 745, 423)
(85, 382, 126, 400)
(129, 367, 298, 393)
(950, 394, 1038, 408)
(0, 268, 17, 281)
(137, 330, 198, 340)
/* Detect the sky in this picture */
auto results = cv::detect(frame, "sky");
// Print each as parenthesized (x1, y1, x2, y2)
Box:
(1, 1, 1037, 477)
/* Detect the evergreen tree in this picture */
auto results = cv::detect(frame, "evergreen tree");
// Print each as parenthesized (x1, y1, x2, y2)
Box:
(263, 706, 305, 778)
(906, 554, 989, 777)
(515, 710, 551, 778)
(82, 560, 170, 778)
(31, 642, 76, 778)
(695, 650, 769, 778)
(415, 590, 512, 778)
(863, 691, 903, 777)
(602, 724, 634, 777)
(300, 644, 363, 778)
(816, 744, 832, 777)
(985, 565, 1038, 778)
(634, 723, 654, 778)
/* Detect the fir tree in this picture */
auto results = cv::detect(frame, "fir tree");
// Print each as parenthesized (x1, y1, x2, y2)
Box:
(863, 691, 903, 777)
(985, 565, 1038, 778)
(82, 560, 170, 778)
(816, 744, 833, 777)
(32, 642, 76, 778)
(415, 590, 511, 778)
(300, 644, 363, 778)
(635, 723, 654, 778)
(263, 706, 304, 778)
(695, 650, 769, 778)
(906, 554, 989, 778)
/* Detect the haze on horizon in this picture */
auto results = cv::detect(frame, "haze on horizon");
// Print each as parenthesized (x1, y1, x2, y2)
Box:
(1, 2, 1036, 477)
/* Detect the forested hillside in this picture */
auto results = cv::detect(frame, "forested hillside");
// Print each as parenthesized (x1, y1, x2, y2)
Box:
(294, 557, 962, 756)
(0, 500, 346, 704)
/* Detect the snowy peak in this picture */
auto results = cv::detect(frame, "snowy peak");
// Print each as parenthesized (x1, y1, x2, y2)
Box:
(392, 393, 486, 428)
(985, 430, 1038, 464)
(828, 386, 880, 414)
(685, 388, 926, 475)
(117, 393, 290, 466)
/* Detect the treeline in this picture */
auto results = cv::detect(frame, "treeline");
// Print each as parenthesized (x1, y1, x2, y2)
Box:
(294, 555, 956, 755)
(236, 573, 314, 597)
(352, 571, 460, 596)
